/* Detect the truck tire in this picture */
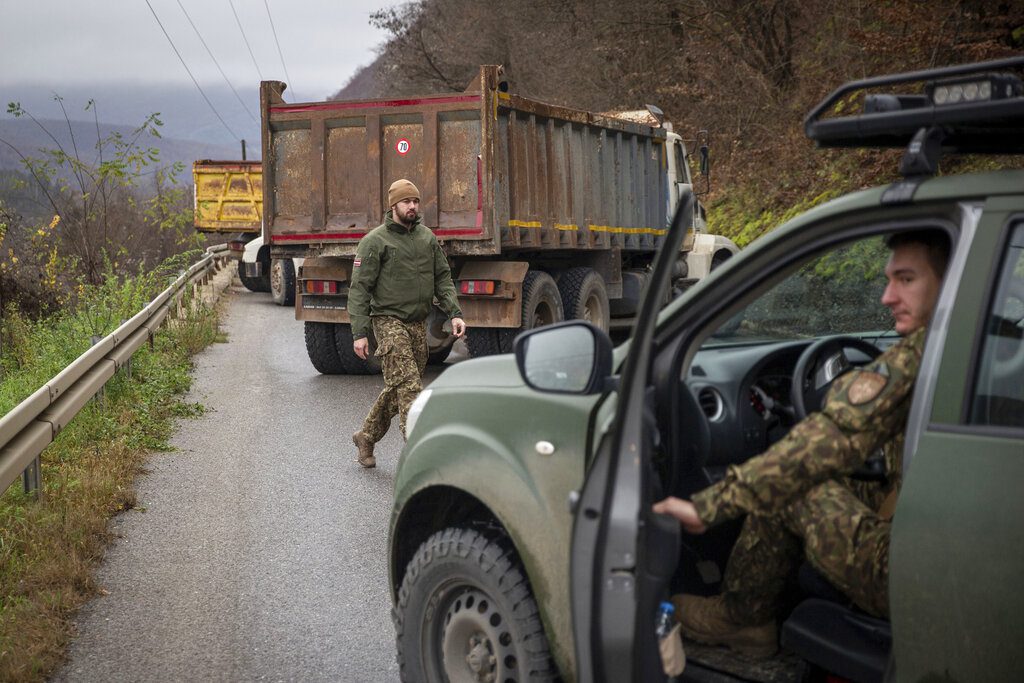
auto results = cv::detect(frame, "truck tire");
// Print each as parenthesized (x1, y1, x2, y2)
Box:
(238, 269, 262, 292)
(333, 323, 382, 375)
(270, 258, 296, 306)
(256, 249, 272, 292)
(465, 328, 512, 358)
(394, 527, 558, 683)
(427, 342, 453, 365)
(304, 322, 345, 374)
(519, 270, 564, 333)
(558, 266, 610, 332)
(465, 271, 563, 359)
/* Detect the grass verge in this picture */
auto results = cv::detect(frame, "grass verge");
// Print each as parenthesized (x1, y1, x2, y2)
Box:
(0, 266, 224, 681)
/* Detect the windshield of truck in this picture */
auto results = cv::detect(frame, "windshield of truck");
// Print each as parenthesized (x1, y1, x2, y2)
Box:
(705, 235, 895, 345)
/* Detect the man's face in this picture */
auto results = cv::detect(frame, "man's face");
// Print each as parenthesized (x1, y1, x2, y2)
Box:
(881, 242, 943, 335)
(393, 197, 420, 224)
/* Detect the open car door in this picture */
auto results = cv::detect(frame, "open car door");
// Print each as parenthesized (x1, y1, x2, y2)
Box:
(569, 193, 692, 682)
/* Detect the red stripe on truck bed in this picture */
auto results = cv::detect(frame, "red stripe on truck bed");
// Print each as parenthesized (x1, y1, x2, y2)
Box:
(271, 228, 483, 243)
(270, 95, 481, 114)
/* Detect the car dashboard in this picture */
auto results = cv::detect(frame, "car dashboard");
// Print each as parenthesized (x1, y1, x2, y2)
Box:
(686, 336, 897, 473)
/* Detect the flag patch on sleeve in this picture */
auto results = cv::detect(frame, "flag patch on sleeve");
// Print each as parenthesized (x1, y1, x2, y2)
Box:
(354, 257, 361, 267)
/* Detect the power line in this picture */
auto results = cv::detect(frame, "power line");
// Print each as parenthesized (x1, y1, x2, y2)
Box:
(263, 0, 297, 101)
(228, 0, 264, 82)
(144, 0, 240, 142)
(174, 0, 259, 125)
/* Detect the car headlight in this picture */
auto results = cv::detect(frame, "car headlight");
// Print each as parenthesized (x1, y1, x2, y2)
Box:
(405, 389, 433, 439)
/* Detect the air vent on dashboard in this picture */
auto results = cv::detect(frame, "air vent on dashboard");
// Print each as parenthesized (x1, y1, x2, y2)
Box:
(697, 387, 724, 421)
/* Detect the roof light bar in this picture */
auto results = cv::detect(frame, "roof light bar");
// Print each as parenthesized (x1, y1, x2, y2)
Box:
(927, 74, 1022, 106)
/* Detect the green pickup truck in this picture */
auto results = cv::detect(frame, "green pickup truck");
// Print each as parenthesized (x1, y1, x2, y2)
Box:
(388, 58, 1024, 682)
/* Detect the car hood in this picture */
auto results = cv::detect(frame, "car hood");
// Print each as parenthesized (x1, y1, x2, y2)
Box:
(430, 353, 525, 389)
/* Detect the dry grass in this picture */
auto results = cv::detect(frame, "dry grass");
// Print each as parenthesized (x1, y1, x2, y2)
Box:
(0, 296, 221, 681)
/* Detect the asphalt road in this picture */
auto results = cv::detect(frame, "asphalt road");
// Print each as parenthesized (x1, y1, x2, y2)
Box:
(54, 278, 457, 682)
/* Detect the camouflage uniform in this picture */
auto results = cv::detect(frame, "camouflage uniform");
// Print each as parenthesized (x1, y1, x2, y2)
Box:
(692, 327, 926, 622)
(349, 210, 462, 444)
(362, 316, 428, 442)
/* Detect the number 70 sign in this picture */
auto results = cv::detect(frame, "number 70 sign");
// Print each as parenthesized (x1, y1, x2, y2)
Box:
(396, 138, 411, 155)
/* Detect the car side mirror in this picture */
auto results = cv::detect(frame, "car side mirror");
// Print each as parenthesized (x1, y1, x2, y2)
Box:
(514, 321, 613, 395)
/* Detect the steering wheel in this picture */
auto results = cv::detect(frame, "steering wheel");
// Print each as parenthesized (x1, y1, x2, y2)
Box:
(791, 336, 882, 420)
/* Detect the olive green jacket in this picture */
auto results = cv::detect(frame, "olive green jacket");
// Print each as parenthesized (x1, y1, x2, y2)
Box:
(348, 212, 462, 340)
(692, 327, 926, 526)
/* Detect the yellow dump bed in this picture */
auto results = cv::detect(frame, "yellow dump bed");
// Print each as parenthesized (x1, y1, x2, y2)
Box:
(193, 160, 262, 233)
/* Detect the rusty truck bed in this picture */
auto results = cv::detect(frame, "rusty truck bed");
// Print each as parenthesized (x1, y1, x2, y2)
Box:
(261, 66, 671, 258)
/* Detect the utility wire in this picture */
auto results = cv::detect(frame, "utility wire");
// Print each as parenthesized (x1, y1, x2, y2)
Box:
(228, 0, 264, 82)
(144, 0, 240, 141)
(175, 0, 259, 125)
(263, 0, 297, 101)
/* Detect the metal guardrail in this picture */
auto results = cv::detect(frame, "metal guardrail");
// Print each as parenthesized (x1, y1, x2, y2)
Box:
(0, 245, 231, 495)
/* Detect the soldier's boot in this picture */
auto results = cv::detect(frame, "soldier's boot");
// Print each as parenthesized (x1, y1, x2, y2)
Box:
(672, 594, 778, 658)
(352, 431, 376, 468)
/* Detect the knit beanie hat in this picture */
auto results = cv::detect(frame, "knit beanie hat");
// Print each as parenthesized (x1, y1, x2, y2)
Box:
(388, 179, 420, 208)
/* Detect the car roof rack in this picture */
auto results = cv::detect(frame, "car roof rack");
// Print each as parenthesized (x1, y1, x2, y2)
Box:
(805, 56, 1024, 177)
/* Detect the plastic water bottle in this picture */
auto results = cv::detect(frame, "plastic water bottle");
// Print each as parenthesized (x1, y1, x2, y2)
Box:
(655, 600, 675, 639)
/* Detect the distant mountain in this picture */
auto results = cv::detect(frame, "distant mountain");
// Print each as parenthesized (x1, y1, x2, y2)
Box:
(331, 60, 389, 100)
(0, 117, 239, 185)
(2, 82, 266, 155)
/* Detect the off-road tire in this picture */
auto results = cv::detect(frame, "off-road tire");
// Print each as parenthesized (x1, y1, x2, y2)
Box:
(394, 527, 559, 682)
(304, 322, 345, 375)
(333, 323, 382, 375)
(270, 258, 296, 306)
(557, 266, 610, 332)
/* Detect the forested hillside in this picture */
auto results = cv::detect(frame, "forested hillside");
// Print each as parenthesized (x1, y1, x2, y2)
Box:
(335, 0, 1024, 244)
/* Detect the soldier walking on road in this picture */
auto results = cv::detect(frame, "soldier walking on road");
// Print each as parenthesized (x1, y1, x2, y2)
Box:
(348, 179, 466, 468)
(654, 229, 950, 656)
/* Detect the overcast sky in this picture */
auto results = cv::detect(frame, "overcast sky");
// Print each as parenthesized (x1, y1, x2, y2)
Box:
(0, 0, 404, 101)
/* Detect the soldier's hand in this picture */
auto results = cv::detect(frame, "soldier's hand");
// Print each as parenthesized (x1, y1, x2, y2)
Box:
(653, 496, 707, 534)
(354, 337, 369, 360)
(451, 317, 466, 338)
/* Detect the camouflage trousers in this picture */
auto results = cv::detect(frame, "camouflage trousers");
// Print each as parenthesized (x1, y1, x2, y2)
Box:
(361, 316, 428, 444)
(722, 478, 892, 624)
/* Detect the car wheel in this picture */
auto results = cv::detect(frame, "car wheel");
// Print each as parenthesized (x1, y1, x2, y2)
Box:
(304, 322, 345, 374)
(333, 323, 382, 375)
(394, 527, 559, 683)
(557, 266, 610, 332)
(270, 258, 296, 306)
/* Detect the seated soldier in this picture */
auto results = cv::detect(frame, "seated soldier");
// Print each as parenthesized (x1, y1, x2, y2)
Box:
(654, 229, 950, 657)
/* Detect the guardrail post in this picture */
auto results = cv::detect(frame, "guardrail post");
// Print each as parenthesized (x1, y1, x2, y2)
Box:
(90, 335, 106, 410)
(22, 456, 41, 497)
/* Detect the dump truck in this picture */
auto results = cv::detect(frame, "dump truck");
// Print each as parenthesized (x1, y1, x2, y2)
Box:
(191, 159, 299, 304)
(259, 65, 737, 374)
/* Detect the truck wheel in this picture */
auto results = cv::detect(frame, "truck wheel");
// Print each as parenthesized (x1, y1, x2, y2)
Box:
(256, 249, 272, 292)
(558, 267, 610, 332)
(465, 328, 511, 358)
(333, 323, 382, 375)
(394, 527, 558, 683)
(521, 271, 563, 331)
(270, 258, 296, 306)
(427, 342, 453, 365)
(304, 322, 345, 374)
(238, 269, 263, 292)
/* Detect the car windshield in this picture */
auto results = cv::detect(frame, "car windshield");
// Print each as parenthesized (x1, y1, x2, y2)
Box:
(706, 235, 895, 345)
